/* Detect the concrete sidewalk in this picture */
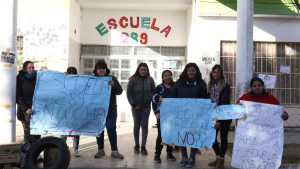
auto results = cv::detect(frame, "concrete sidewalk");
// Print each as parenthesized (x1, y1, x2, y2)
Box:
(65, 124, 300, 169)
(15, 121, 300, 169)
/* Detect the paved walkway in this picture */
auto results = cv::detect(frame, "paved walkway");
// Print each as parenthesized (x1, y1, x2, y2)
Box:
(15, 121, 300, 169)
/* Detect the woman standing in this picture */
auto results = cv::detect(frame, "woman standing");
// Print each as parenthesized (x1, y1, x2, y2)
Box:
(127, 63, 155, 155)
(93, 60, 124, 159)
(16, 61, 40, 144)
(172, 63, 209, 168)
(152, 70, 176, 163)
(207, 65, 231, 169)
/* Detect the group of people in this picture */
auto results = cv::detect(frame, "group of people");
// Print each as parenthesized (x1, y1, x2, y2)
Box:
(16, 59, 289, 169)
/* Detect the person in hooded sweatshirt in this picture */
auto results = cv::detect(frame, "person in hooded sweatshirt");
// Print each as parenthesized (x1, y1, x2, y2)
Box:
(16, 61, 40, 144)
(93, 60, 124, 160)
(172, 63, 209, 168)
(127, 63, 155, 155)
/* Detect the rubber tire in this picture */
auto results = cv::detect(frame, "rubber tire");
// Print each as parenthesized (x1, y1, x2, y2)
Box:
(24, 136, 70, 169)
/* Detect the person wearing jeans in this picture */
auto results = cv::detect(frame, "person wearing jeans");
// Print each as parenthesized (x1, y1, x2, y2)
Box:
(93, 60, 124, 160)
(127, 63, 155, 156)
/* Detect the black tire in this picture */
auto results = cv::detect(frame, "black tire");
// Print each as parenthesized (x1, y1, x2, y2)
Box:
(24, 136, 70, 169)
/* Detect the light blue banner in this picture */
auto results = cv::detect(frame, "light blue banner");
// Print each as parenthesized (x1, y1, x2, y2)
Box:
(160, 98, 216, 148)
(211, 105, 246, 120)
(30, 71, 111, 136)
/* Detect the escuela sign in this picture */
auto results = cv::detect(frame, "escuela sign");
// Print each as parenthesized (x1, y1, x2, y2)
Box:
(95, 16, 172, 45)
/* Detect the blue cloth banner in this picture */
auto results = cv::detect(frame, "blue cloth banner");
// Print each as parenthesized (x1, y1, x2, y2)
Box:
(211, 104, 246, 120)
(30, 71, 111, 136)
(160, 98, 216, 148)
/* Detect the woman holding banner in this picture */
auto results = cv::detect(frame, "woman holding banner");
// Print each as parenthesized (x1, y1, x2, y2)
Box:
(16, 61, 41, 144)
(152, 70, 176, 163)
(172, 63, 209, 168)
(207, 65, 231, 169)
(93, 60, 124, 160)
(238, 77, 289, 120)
(127, 63, 155, 155)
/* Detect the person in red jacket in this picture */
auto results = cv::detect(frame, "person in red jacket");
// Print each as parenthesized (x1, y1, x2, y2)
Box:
(238, 77, 289, 120)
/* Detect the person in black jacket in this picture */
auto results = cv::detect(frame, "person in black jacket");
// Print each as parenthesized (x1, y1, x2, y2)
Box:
(172, 63, 209, 168)
(208, 65, 231, 169)
(127, 63, 155, 155)
(16, 61, 40, 144)
(93, 60, 124, 160)
(152, 70, 176, 163)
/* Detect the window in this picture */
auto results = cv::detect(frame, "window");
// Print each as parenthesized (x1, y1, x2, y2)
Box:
(221, 41, 300, 105)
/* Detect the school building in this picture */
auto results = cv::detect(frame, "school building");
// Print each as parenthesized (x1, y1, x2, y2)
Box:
(17, 0, 300, 124)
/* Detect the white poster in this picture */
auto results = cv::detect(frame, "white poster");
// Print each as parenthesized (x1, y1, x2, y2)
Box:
(280, 65, 291, 74)
(231, 101, 284, 169)
(258, 74, 277, 89)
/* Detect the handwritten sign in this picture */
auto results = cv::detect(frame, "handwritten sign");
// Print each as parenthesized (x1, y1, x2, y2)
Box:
(96, 16, 172, 45)
(160, 98, 216, 148)
(258, 74, 277, 89)
(231, 101, 284, 169)
(30, 71, 112, 136)
(211, 104, 246, 120)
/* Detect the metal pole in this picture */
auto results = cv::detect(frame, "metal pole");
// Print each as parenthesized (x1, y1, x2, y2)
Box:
(0, 0, 18, 144)
(236, 0, 254, 99)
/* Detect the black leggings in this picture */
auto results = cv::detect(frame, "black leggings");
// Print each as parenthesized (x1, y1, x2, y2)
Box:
(212, 120, 232, 158)
(155, 120, 173, 156)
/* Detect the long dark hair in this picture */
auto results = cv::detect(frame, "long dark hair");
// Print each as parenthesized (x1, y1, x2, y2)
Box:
(93, 59, 110, 76)
(208, 64, 226, 93)
(22, 61, 34, 71)
(162, 70, 175, 85)
(179, 63, 202, 82)
(130, 62, 150, 78)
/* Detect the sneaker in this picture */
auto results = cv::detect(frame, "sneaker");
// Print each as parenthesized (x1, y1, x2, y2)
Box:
(180, 158, 188, 167)
(111, 151, 124, 160)
(141, 147, 148, 156)
(185, 158, 195, 168)
(154, 155, 161, 163)
(167, 153, 176, 161)
(94, 149, 105, 158)
(134, 145, 140, 154)
(74, 149, 80, 158)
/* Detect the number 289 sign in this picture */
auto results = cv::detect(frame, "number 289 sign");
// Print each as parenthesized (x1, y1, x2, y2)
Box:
(96, 16, 172, 45)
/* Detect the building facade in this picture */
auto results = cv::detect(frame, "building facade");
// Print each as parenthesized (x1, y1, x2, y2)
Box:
(18, 0, 300, 123)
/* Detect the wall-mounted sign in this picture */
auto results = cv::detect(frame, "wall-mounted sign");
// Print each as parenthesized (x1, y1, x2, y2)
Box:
(279, 65, 291, 74)
(258, 74, 277, 89)
(95, 16, 172, 45)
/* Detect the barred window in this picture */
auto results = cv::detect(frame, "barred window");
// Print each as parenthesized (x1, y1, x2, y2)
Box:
(221, 41, 300, 105)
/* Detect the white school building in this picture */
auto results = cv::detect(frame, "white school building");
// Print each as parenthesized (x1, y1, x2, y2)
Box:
(17, 0, 300, 125)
